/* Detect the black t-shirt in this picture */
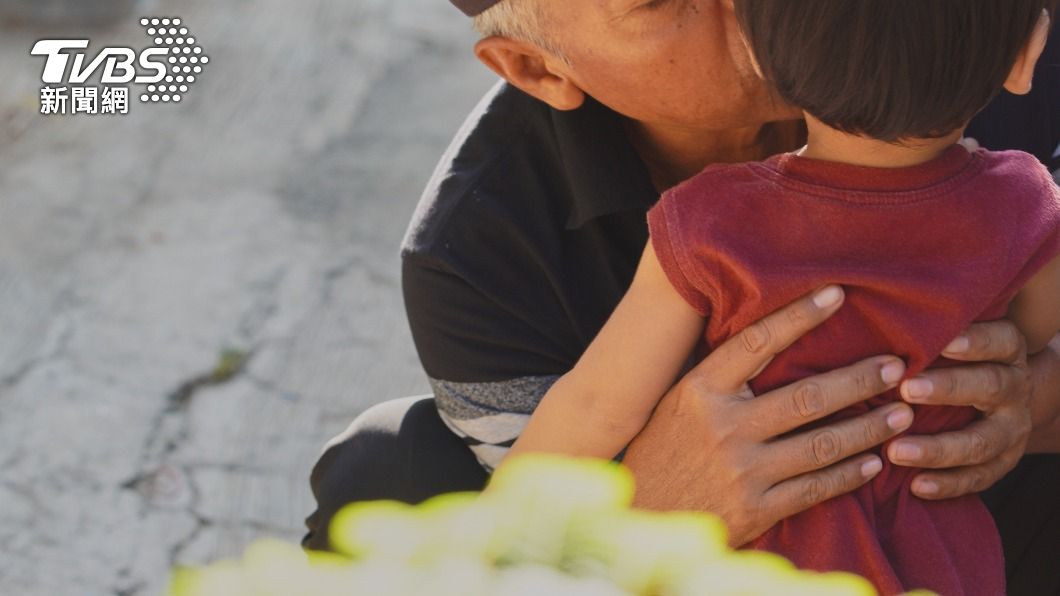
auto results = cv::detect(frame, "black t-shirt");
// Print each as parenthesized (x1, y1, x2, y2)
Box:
(966, 26, 1060, 171)
(402, 84, 655, 384)
(400, 35, 1060, 471)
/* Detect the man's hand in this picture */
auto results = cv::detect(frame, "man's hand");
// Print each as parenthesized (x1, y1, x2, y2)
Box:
(887, 320, 1037, 499)
(621, 286, 914, 547)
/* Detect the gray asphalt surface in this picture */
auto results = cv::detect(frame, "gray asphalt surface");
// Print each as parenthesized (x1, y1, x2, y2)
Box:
(0, 1, 495, 594)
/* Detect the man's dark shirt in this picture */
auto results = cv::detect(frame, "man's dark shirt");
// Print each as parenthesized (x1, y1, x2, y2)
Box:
(401, 32, 1060, 471)
(967, 27, 1060, 171)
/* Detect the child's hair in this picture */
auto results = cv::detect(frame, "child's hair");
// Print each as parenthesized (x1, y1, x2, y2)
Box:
(735, 0, 1056, 141)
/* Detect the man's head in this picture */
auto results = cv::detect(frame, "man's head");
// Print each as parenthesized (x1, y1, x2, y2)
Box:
(734, 0, 1055, 142)
(460, 0, 802, 133)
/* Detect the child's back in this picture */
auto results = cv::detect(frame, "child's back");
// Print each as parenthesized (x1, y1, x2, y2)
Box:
(652, 1, 1060, 592)
(649, 143, 1060, 594)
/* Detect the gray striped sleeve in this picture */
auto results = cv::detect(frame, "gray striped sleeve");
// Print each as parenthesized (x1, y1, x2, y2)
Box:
(430, 375, 560, 472)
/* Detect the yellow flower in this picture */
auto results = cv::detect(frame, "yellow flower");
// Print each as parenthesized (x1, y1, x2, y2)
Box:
(170, 455, 917, 596)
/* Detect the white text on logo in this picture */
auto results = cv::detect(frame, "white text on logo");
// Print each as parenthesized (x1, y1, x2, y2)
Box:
(31, 40, 167, 85)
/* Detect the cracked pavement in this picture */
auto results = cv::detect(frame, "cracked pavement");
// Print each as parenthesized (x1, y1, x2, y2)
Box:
(0, 1, 495, 594)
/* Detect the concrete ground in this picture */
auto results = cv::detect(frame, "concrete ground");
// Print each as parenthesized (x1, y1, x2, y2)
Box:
(0, 1, 495, 594)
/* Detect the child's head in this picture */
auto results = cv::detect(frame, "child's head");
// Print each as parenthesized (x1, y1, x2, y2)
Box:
(734, 0, 1055, 142)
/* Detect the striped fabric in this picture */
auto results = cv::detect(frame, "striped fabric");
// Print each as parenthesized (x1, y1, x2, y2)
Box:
(430, 375, 559, 472)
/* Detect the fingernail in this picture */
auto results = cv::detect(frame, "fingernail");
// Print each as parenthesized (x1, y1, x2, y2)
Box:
(880, 360, 905, 385)
(915, 479, 939, 496)
(813, 286, 843, 309)
(943, 336, 970, 355)
(903, 378, 933, 401)
(861, 458, 883, 478)
(886, 407, 913, 431)
(893, 443, 922, 462)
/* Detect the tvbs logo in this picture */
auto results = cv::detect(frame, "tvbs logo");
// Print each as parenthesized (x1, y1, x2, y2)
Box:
(32, 40, 168, 85)
(32, 17, 209, 115)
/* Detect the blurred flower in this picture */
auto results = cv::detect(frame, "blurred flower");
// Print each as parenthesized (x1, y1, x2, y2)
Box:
(170, 455, 901, 596)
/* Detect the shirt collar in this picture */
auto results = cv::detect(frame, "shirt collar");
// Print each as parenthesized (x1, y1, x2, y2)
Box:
(548, 96, 658, 229)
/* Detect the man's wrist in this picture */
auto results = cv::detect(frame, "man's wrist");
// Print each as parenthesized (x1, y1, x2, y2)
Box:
(1027, 417, 1060, 453)
(1027, 334, 1060, 453)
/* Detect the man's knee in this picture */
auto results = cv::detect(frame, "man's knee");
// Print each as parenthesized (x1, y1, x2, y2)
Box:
(309, 396, 426, 499)
(302, 396, 488, 551)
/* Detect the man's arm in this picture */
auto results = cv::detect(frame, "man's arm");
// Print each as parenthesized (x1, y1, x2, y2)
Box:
(403, 254, 565, 471)
(1028, 334, 1060, 453)
(1029, 416, 1060, 453)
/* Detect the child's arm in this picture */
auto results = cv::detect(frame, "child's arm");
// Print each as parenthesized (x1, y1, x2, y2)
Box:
(504, 242, 706, 461)
(1008, 255, 1060, 355)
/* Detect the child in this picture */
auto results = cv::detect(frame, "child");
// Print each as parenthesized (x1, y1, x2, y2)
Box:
(501, 1, 1060, 594)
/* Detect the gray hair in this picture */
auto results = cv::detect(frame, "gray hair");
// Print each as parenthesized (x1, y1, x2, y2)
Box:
(473, 0, 568, 61)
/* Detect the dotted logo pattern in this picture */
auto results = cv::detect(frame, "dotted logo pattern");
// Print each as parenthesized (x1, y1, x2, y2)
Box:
(137, 17, 209, 104)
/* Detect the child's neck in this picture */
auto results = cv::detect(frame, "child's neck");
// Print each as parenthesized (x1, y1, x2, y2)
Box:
(798, 113, 964, 168)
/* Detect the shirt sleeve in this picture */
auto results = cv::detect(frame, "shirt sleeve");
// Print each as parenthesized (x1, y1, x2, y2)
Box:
(996, 154, 1060, 300)
(429, 375, 557, 472)
(1023, 160, 1060, 272)
(646, 188, 713, 317)
(402, 253, 578, 384)
(403, 250, 594, 472)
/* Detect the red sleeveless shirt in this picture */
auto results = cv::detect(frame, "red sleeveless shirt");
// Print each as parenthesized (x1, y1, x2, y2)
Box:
(647, 145, 1060, 595)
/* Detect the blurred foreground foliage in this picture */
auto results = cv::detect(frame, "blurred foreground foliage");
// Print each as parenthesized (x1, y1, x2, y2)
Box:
(170, 455, 907, 596)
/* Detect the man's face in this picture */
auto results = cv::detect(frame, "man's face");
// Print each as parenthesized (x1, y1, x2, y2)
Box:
(542, 0, 800, 130)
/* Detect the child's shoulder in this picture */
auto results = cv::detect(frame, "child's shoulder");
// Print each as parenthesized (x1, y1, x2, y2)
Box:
(975, 148, 1057, 190)
(658, 160, 769, 208)
(972, 148, 1060, 220)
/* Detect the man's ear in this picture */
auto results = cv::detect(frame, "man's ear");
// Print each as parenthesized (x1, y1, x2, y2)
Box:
(474, 36, 585, 111)
(1005, 10, 1051, 95)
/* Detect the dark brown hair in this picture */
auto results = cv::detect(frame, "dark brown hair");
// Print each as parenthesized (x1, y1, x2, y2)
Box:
(735, 0, 1055, 141)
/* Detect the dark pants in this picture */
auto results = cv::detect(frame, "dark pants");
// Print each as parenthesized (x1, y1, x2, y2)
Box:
(303, 396, 1060, 595)
(301, 396, 489, 552)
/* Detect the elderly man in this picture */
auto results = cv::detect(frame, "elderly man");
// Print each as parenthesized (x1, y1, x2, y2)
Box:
(305, 1, 1060, 592)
